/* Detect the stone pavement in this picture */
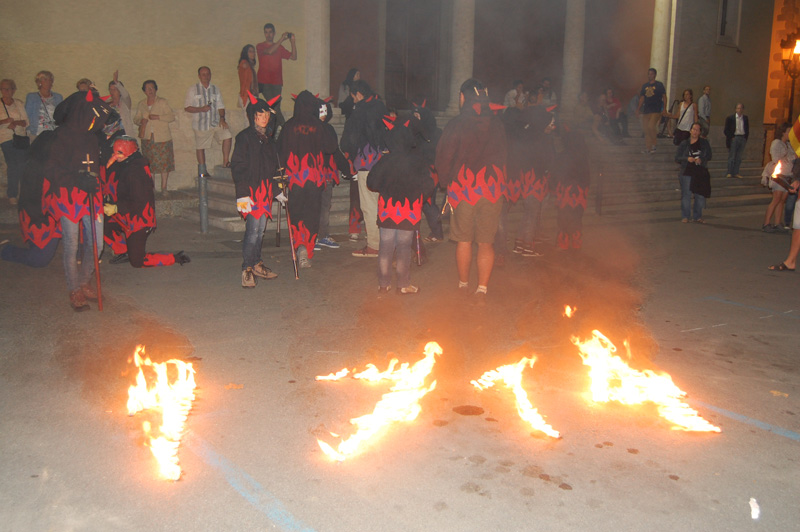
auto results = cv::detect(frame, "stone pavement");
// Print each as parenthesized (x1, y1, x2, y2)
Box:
(0, 198, 798, 531)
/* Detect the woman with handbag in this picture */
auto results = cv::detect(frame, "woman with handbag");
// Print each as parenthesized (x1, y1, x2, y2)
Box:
(667, 89, 697, 146)
(0, 79, 30, 205)
(761, 122, 796, 233)
(675, 122, 712, 223)
(133, 80, 175, 195)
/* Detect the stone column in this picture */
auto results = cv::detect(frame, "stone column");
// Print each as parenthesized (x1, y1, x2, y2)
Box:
(650, 0, 671, 84)
(560, 0, 585, 121)
(304, 0, 330, 98)
(446, 0, 475, 114)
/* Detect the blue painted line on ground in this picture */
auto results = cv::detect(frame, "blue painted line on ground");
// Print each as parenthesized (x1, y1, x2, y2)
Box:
(186, 435, 317, 532)
(691, 400, 800, 442)
(702, 296, 800, 320)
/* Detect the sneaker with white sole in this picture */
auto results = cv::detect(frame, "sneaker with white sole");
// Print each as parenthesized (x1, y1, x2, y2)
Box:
(349, 233, 360, 242)
(242, 267, 257, 288)
(299, 257, 311, 268)
(317, 236, 340, 248)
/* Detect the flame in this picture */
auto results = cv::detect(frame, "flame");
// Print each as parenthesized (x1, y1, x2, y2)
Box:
(794, 40, 800, 55)
(564, 305, 576, 318)
(572, 331, 720, 432)
(316, 368, 350, 381)
(772, 161, 783, 178)
(127, 345, 197, 480)
(471, 357, 560, 438)
(316, 342, 441, 461)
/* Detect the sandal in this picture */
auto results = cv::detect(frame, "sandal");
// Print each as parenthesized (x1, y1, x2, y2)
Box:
(768, 262, 795, 272)
(223, 162, 231, 168)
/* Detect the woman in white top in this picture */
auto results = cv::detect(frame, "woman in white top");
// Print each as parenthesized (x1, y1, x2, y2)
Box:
(0, 79, 29, 204)
(762, 122, 797, 232)
(668, 89, 698, 145)
(107, 70, 135, 136)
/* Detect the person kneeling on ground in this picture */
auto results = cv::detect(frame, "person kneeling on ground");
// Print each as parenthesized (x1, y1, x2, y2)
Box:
(103, 136, 189, 267)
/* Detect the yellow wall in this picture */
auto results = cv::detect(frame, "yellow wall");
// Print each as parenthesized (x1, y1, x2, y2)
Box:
(1, 0, 309, 189)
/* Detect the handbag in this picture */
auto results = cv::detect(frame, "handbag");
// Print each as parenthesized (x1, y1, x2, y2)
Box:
(2, 100, 29, 150)
(672, 104, 691, 145)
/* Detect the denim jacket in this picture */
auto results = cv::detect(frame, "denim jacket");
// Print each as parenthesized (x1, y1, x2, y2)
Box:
(25, 92, 64, 136)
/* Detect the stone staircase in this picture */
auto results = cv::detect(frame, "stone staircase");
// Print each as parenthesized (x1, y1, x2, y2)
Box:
(587, 129, 769, 216)
(178, 115, 772, 232)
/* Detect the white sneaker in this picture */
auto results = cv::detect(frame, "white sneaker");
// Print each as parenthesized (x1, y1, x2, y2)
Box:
(299, 257, 311, 269)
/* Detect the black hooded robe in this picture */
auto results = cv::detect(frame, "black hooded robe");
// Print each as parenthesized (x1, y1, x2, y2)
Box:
(278, 91, 339, 258)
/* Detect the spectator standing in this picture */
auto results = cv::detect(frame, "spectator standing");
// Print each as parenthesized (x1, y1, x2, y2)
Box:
(134, 80, 175, 195)
(666, 88, 698, 146)
(107, 71, 135, 137)
(25, 70, 63, 139)
(723, 103, 749, 178)
(435, 78, 507, 302)
(761, 122, 796, 233)
(1, 79, 29, 204)
(675, 122, 712, 223)
(636, 67, 667, 154)
(237, 45, 259, 109)
(185, 66, 232, 176)
(697, 85, 711, 137)
(337, 68, 360, 119)
(257, 23, 297, 127)
(768, 180, 800, 272)
(604, 87, 628, 138)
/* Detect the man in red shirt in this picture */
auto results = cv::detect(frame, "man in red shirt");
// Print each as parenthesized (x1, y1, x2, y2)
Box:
(257, 23, 297, 127)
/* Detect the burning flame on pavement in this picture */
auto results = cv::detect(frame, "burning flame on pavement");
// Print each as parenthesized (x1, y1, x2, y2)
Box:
(316, 342, 441, 461)
(127, 345, 197, 480)
(316, 368, 350, 381)
(572, 331, 720, 432)
(471, 357, 561, 438)
(564, 305, 576, 317)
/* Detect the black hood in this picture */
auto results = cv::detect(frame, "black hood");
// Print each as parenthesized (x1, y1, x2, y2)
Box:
(54, 90, 113, 134)
(292, 91, 320, 123)
(411, 104, 437, 142)
(385, 123, 414, 155)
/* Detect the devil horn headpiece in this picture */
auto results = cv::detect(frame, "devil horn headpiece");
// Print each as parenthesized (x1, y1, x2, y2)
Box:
(247, 90, 258, 105)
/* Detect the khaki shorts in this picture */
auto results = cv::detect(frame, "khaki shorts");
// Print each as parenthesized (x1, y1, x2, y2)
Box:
(450, 198, 503, 243)
(193, 126, 232, 150)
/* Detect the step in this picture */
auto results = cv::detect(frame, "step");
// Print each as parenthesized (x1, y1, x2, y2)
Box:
(596, 193, 771, 215)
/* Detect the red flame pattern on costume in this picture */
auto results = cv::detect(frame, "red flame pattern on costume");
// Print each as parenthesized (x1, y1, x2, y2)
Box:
(144, 253, 176, 267)
(354, 144, 382, 171)
(446, 164, 505, 208)
(508, 169, 549, 202)
(555, 183, 588, 209)
(290, 220, 316, 258)
(44, 181, 103, 223)
(349, 207, 363, 234)
(101, 167, 119, 200)
(286, 152, 326, 189)
(114, 203, 156, 235)
(378, 196, 422, 226)
(18, 210, 61, 248)
(104, 229, 128, 255)
(243, 180, 273, 220)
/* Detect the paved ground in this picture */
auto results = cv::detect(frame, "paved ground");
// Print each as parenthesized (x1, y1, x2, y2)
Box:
(0, 200, 798, 532)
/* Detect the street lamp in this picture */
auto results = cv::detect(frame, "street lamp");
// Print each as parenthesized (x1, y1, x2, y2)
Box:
(780, 34, 800, 121)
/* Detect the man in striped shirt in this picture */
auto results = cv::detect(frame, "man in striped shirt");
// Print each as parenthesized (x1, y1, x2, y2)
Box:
(184, 66, 232, 175)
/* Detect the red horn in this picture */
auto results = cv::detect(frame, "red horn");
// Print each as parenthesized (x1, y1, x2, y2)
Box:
(383, 114, 396, 122)
(247, 90, 258, 105)
(422, 99, 427, 108)
(323, 96, 333, 103)
(382, 118, 395, 130)
(472, 103, 482, 115)
(291, 93, 298, 100)
(267, 94, 281, 107)
(489, 103, 507, 113)
(403, 120, 410, 128)
(85, 90, 94, 102)
(314, 93, 320, 98)
(546, 104, 558, 113)
(101, 95, 112, 102)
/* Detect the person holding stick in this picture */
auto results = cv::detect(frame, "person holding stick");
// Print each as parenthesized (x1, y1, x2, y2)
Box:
(232, 92, 280, 288)
(42, 89, 113, 310)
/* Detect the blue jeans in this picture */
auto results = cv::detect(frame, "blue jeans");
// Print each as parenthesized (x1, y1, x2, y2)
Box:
(1, 140, 27, 198)
(319, 182, 333, 238)
(679, 174, 706, 220)
(60, 215, 102, 292)
(519, 195, 545, 243)
(1, 238, 59, 268)
(785, 193, 797, 227)
(727, 136, 746, 175)
(378, 227, 414, 289)
(242, 214, 267, 270)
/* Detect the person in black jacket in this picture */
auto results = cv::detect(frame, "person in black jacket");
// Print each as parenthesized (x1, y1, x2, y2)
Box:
(102, 136, 189, 267)
(317, 97, 350, 249)
(675, 122, 712, 223)
(367, 121, 432, 294)
(231, 95, 280, 288)
(552, 129, 590, 250)
(410, 97, 444, 244)
(723, 103, 748, 178)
